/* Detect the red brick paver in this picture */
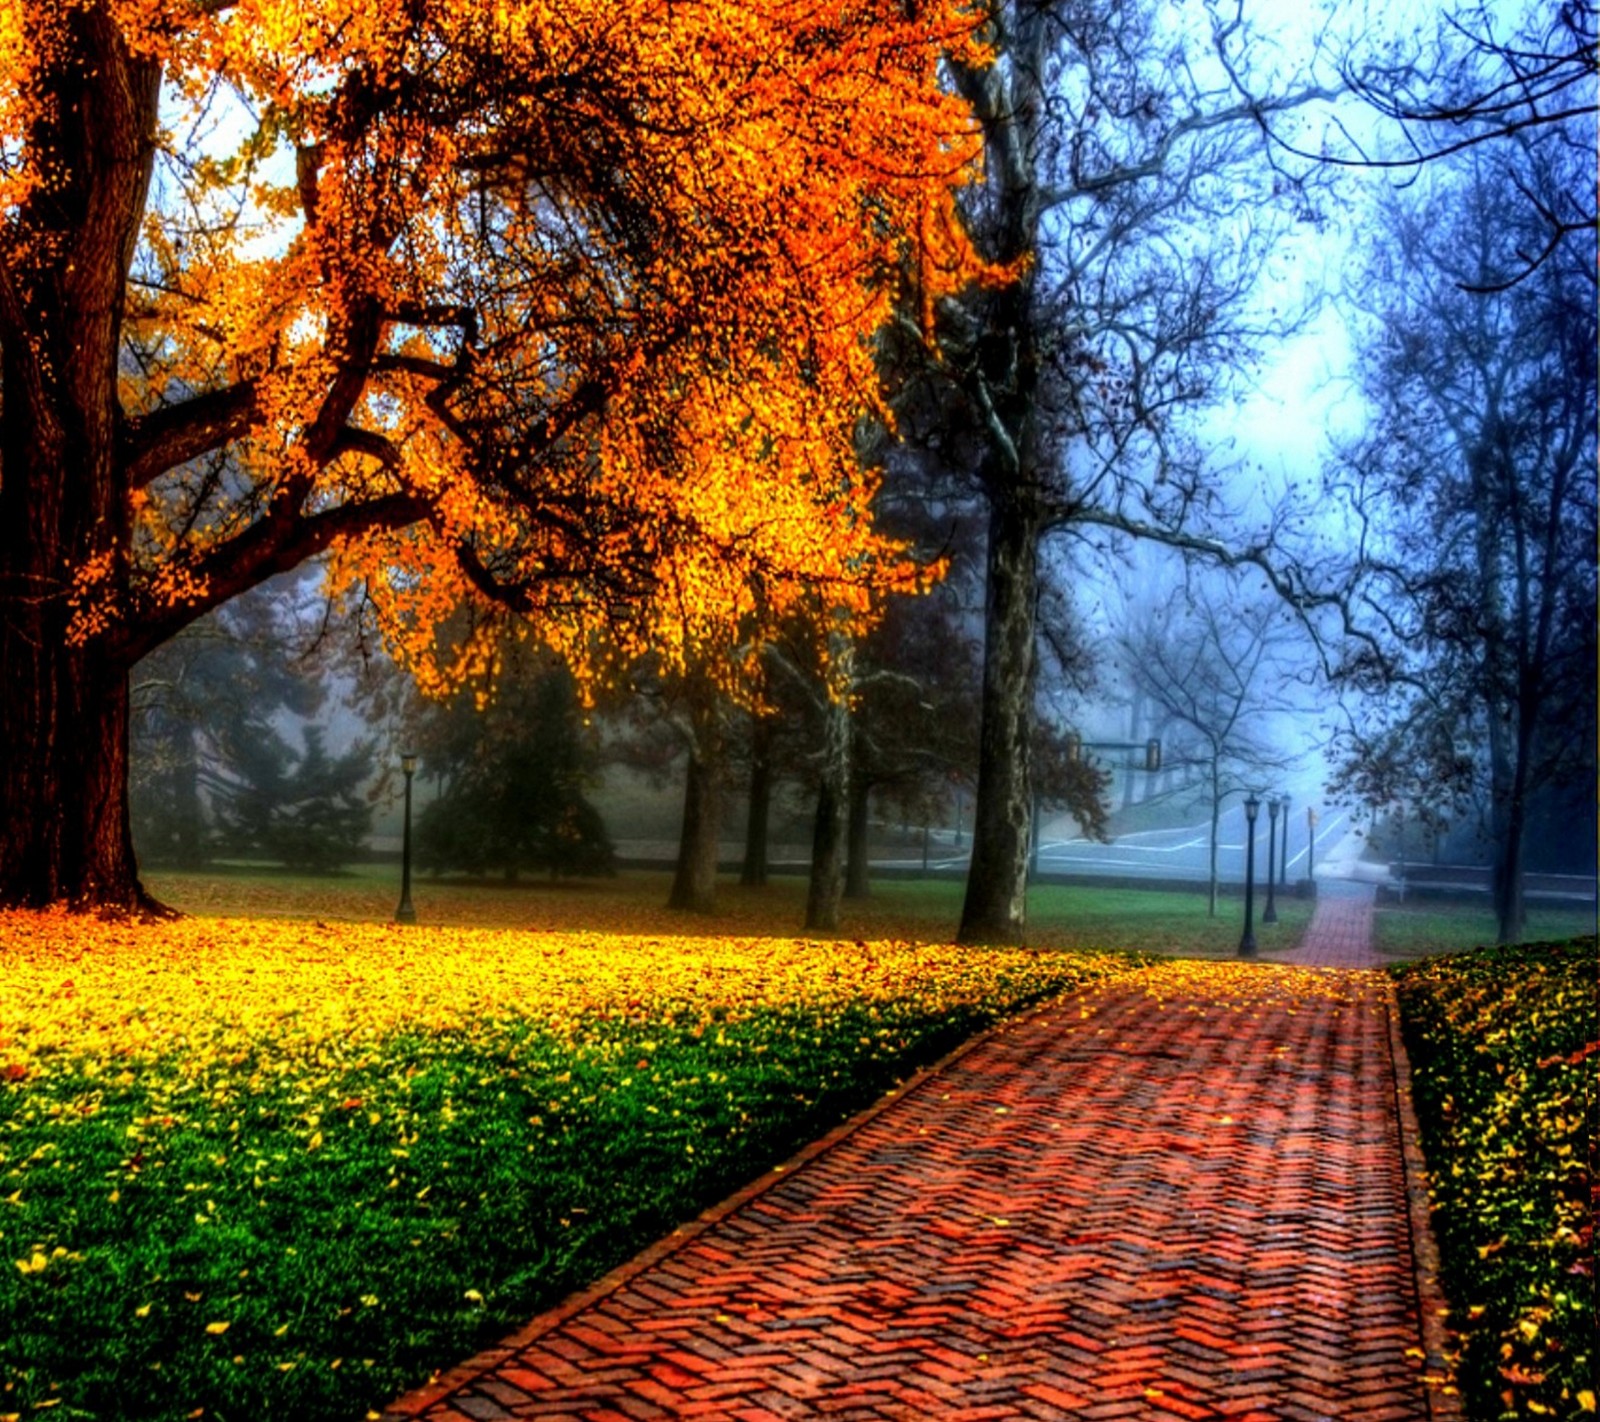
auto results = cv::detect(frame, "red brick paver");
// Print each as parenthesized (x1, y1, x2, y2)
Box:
(381, 959, 1452, 1421)
(1276, 883, 1383, 970)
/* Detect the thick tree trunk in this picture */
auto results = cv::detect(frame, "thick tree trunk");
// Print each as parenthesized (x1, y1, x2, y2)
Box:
(1493, 802, 1527, 945)
(844, 766, 871, 900)
(1494, 714, 1536, 943)
(806, 778, 844, 931)
(805, 678, 851, 932)
(0, 640, 147, 908)
(668, 746, 721, 913)
(739, 714, 772, 887)
(948, 13, 1047, 947)
(958, 489, 1042, 945)
(0, 10, 160, 910)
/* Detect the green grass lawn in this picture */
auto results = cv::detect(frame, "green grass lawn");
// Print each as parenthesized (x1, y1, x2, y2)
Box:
(0, 910, 1137, 1422)
(12, 867, 1565, 1422)
(1392, 937, 1597, 1420)
(144, 865, 1313, 959)
(1374, 899, 1596, 960)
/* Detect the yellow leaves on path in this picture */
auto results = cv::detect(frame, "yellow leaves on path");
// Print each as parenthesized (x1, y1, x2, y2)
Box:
(1112, 958, 1387, 1014)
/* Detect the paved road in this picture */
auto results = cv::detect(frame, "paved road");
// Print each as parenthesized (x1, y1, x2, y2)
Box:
(381, 942, 1453, 1421)
(896, 806, 1353, 887)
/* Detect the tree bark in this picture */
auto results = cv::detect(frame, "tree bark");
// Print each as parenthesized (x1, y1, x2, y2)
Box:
(844, 762, 872, 900)
(0, 640, 148, 909)
(958, 488, 1043, 945)
(1494, 708, 1536, 943)
(739, 714, 773, 887)
(805, 671, 851, 932)
(946, 13, 1048, 948)
(0, 10, 160, 910)
(668, 748, 721, 912)
(668, 730, 721, 913)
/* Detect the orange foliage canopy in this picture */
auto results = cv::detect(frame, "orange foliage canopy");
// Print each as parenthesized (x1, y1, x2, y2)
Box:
(0, 0, 990, 693)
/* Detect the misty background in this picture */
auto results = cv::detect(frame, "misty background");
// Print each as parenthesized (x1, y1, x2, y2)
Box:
(125, 0, 1597, 933)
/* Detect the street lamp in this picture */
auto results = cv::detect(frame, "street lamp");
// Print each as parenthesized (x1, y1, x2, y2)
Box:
(1280, 792, 1292, 890)
(1239, 794, 1260, 956)
(1263, 797, 1280, 924)
(394, 751, 417, 925)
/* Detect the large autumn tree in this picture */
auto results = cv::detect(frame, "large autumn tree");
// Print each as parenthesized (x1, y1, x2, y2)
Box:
(0, 0, 990, 909)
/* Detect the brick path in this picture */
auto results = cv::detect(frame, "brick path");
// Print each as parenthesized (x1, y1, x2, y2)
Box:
(1269, 882, 1383, 970)
(381, 947, 1455, 1421)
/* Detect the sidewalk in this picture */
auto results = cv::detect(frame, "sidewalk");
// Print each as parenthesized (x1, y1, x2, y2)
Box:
(380, 912, 1455, 1421)
(1268, 880, 1384, 970)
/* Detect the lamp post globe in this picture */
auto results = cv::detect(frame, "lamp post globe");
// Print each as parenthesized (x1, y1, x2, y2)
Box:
(394, 752, 418, 925)
(1263, 796, 1280, 925)
(1239, 794, 1260, 956)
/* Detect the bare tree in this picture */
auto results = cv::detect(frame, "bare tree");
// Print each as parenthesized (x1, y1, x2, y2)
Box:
(887, 0, 1328, 943)
(1119, 580, 1300, 915)
(1327, 131, 1596, 942)
(1240, 0, 1598, 286)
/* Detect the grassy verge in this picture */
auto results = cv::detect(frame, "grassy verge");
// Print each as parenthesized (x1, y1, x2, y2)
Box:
(0, 910, 1137, 1422)
(1392, 937, 1598, 1419)
(1375, 900, 1596, 961)
(1022, 882, 1312, 959)
(144, 866, 1312, 959)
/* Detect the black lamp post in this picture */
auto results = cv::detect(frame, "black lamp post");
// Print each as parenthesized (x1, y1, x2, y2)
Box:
(394, 751, 417, 925)
(1239, 793, 1260, 956)
(1263, 797, 1280, 924)
(1280, 792, 1292, 889)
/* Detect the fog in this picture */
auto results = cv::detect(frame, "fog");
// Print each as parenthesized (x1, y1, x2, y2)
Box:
(126, 0, 1596, 925)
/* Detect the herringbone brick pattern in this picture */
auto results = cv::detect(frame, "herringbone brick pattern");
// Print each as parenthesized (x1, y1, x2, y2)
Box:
(1274, 885, 1382, 970)
(382, 962, 1442, 1421)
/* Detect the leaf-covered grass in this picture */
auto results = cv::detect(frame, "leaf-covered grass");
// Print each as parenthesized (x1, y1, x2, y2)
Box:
(1393, 937, 1598, 1420)
(1375, 901, 1596, 961)
(144, 865, 1312, 959)
(0, 910, 1136, 1422)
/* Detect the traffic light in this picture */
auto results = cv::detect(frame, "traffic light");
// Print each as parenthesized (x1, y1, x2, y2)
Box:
(1145, 738, 1161, 773)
